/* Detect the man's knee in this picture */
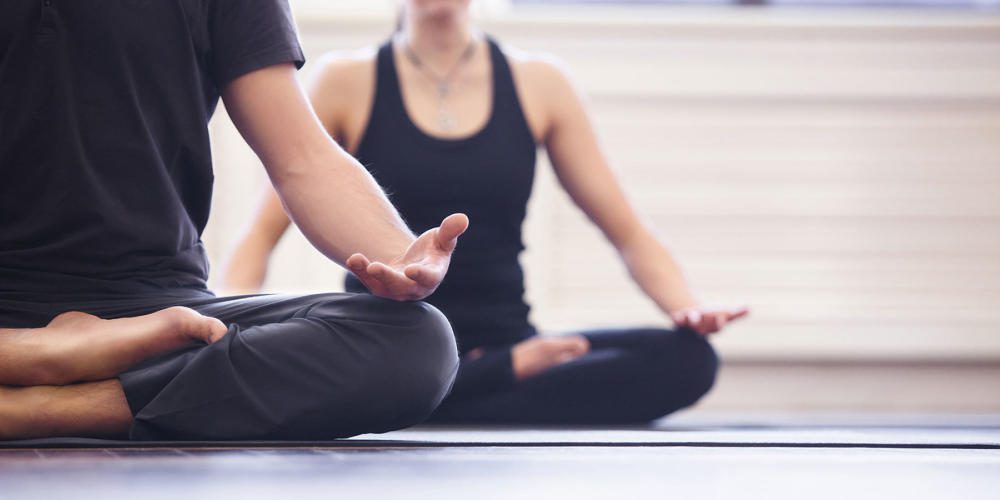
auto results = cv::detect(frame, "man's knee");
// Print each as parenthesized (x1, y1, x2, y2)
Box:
(371, 299, 460, 430)
(127, 295, 459, 440)
(320, 293, 457, 366)
(305, 295, 459, 433)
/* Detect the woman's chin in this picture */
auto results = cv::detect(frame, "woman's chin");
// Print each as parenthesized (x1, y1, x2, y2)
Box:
(411, 0, 471, 19)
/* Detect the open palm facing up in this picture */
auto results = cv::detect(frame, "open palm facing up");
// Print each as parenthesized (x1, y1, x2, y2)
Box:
(346, 213, 469, 301)
(671, 305, 750, 335)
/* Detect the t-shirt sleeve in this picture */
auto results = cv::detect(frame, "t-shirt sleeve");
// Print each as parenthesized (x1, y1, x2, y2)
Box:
(208, 0, 306, 87)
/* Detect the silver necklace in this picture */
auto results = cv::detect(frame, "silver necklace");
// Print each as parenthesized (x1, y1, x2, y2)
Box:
(402, 36, 477, 132)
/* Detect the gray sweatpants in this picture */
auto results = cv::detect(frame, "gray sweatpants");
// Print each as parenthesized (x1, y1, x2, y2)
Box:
(1, 292, 459, 441)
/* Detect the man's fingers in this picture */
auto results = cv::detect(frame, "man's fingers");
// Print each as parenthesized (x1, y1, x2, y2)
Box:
(352, 254, 444, 301)
(403, 265, 425, 283)
(367, 261, 407, 286)
(435, 213, 469, 252)
(347, 253, 387, 295)
(370, 261, 433, 300)
(404, 264, 443, 288)
(347, 253, 371, 273)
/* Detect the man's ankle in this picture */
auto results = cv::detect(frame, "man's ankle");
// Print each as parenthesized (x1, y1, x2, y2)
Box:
(0, 386, 28, 440)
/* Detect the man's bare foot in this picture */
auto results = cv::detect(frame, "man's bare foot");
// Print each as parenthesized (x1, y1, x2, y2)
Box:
(0, 307, 227, 386)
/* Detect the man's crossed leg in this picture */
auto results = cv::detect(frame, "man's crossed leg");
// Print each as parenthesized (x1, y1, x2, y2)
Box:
(0, 293, 458, 441)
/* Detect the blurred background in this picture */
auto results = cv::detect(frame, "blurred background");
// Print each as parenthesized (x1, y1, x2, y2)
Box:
(204, 0, 1000, 413)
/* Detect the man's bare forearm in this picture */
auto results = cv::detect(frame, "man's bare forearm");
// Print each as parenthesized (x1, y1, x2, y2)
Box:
(267, 142, 415, 266)
(222, 64, 416, 267)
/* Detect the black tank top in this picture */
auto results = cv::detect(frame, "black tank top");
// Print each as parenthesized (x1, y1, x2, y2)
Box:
(345, 38, 538, 352)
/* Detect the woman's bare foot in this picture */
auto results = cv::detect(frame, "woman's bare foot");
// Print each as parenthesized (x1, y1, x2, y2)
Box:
(511, 335, 590, 381)
(0, 307, 227, 386)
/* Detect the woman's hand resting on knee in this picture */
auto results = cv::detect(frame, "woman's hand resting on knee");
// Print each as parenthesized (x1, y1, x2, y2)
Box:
(511, 335, 590, 381)
(670, 305, 749, 335)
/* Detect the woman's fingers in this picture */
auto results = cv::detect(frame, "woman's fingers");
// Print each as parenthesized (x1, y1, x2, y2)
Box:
(715, 314, 728, 331)
(726, 305, 750, 322)
(703, 313, 722, 334)
(704, 312, 738, 334)
(672, 305, 749, 335)
(687, 310, 702, 328)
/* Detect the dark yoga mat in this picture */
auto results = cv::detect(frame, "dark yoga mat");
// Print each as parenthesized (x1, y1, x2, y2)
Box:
(4, 414, 1000, 450)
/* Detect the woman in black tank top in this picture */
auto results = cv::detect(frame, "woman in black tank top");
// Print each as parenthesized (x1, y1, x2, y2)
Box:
(223, 2, 748, 424)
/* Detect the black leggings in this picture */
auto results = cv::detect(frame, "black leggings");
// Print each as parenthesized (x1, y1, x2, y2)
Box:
(429, 327, 718, 425)
(0, 292, 459, 441)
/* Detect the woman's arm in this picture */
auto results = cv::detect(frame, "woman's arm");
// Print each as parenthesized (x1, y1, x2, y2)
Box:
(219, 55, 360, 294)
(220, 63, 467, 301)
(219, 189, 290, 294)
(535, 60, 746, 333)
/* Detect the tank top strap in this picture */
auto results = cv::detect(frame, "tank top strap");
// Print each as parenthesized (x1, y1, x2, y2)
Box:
(486, 37, 513, 99)
(372, 39, 406, 122)
(485, 36, 535, 145)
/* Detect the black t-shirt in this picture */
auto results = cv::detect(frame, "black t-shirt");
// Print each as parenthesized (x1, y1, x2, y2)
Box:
(0, 0, 304, 299)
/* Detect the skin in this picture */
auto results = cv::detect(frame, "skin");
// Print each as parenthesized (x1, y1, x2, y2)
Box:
(223, 62, 468, 298)
(0, 308, 226, 387)
(221, 0, 749, 381)
(0, 307, 224, 440)
(2, 24, 471, 438)
(0, 381, 132, 440)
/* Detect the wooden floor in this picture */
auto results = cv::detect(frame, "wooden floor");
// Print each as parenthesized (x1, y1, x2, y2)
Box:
(3, 413, 998, 500)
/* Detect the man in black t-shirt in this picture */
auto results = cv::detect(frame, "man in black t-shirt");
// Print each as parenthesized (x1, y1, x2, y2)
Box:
(0, 1, 467, 440)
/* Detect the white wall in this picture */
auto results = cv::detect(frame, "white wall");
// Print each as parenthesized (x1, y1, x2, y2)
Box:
(204, 5, 1000, 362)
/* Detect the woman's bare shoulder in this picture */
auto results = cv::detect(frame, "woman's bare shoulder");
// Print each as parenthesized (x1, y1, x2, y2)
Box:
(304, 46, 380, 144)
(498, 42, 574, 93)
(308, 46, 379, 95)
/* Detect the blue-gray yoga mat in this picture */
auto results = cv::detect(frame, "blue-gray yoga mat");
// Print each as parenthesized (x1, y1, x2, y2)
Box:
(4, 413, 999, 450)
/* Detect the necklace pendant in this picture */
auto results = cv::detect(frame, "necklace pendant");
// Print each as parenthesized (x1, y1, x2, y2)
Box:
(437, 83, 450, 98)
(438, 109, 457, 132)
